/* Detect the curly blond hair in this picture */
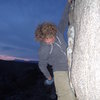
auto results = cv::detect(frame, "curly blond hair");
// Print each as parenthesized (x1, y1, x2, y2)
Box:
(35, 22, 57, 42)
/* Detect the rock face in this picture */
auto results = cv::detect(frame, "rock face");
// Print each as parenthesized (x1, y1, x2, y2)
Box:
(71, 0, 100, 100)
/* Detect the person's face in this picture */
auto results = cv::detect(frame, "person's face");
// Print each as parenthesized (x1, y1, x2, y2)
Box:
(44, 36, 55, 44)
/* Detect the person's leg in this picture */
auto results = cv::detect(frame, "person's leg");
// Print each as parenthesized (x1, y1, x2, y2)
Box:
(53, 71, 76, 100)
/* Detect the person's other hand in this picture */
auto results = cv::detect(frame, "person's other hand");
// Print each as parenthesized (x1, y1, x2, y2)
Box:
(48, 76, 52, 80)
(44, 77, 54, 85)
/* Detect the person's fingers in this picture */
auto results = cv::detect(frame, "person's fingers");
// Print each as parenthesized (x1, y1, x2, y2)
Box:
(48, 76, 52, 80)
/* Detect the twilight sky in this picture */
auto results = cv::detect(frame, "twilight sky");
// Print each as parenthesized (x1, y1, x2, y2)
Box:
(0, 0, 67, 61)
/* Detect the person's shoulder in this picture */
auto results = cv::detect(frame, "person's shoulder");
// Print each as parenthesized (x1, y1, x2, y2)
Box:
(39, 42, 50, 53)
(40, 42, 50, 48)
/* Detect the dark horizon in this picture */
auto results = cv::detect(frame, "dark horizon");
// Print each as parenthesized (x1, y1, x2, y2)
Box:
(0, 58, 56, 100)
(0, 58, 39, 63)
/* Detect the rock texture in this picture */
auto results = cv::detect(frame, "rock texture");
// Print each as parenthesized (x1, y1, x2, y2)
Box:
(71, 0, 100, 100)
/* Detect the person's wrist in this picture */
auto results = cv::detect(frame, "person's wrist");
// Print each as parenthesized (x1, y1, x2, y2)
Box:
(44, 76, 54, 85)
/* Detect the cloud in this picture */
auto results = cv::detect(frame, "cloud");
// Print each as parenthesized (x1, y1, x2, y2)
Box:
(0, 55, 35, 61)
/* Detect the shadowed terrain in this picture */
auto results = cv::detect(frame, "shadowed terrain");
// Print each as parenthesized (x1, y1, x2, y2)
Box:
(0, 60, 57, 100)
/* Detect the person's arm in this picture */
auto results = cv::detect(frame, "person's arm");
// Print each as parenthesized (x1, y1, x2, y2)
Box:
(57, 1, 70, 35)
(38, 44, 51, 79)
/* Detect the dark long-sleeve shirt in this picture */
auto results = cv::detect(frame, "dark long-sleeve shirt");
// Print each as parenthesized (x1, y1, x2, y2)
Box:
(38, 31, 68, 79)
(38, 2, 69, 79)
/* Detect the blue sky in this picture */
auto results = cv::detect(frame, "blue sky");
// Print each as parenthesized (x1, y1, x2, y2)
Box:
(0, 0, 67, 61)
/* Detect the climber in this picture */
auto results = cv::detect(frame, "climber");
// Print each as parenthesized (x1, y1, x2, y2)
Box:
(34, 22, 76, 100)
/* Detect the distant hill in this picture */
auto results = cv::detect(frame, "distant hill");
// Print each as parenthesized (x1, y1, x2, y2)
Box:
(14, 59, 39, 63)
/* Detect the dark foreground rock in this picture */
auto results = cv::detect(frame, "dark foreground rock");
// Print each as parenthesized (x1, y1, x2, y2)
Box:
(0, 60, 57, 100)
